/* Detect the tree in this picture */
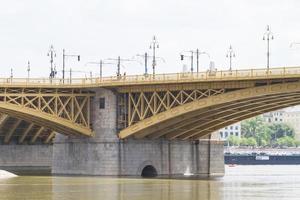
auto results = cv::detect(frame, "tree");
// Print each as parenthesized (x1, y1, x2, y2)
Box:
(295, 140, 300, 147)
(240, 138, 249, 146)
(276, 136, 295, 147)
(246, 137, 257, 147)
(268, 123, 295, 145)
(227, 135, 240, 146)
(241, 116, 264, 138)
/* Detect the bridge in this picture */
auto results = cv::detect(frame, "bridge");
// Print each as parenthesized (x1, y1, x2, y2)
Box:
(1, 66, 300, 177)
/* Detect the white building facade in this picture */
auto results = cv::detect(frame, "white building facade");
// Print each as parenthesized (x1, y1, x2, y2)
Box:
(217, 122, 241, 140)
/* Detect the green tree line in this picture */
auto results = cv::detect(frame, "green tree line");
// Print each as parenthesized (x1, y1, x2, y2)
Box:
(227, 116, 300, 148)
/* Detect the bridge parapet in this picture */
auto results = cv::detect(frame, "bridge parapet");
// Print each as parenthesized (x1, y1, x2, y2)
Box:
(1, 66, 300, 88)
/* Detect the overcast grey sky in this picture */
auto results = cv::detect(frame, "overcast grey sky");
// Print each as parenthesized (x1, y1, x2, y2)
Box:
(1, 0, 300, 78)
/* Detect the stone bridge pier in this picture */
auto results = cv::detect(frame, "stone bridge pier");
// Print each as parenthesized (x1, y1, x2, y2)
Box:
(52, 89, 224, 177)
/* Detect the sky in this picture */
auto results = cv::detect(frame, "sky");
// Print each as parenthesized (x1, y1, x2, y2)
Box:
(1, 0, 300, 78)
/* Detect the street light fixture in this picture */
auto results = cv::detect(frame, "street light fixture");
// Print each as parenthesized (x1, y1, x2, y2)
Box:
(150, 36, 159, 76)
(27, 61, 30, 80)
(62, 49, 80, 83)
(226, 45, 235, 71)
(263, 25, 274, 70)
(47, 45, 57, 79)
(10, 68, 13, 82)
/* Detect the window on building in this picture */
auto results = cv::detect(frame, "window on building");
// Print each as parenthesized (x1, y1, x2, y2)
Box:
(275, 118, 278, 121)
(99, 97, 105, 109)
(230, 126, 233, 130)
(235, 132, 239, 136)
(225, 127, 228, 130)
(220, 133, 223, 138)
(235, 126, 238, 130)
(230, 132, 233, 135)
(225, 132, 228, 137)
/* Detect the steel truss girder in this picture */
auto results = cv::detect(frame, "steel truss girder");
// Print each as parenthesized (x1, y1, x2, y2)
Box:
(0, 88, 94, 137)
(118, 88, 225, 129)
(118, 82, 300, 140)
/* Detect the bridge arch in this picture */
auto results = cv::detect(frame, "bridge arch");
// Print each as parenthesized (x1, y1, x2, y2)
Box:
(0, 88, 94, 137)
(0, 103, 93, 136)
(119, 82, 300, 140)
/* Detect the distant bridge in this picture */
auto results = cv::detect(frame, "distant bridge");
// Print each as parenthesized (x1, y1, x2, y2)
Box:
(1, 66, 300, 144)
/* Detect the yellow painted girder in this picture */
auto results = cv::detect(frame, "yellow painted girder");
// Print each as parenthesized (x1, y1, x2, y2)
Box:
(0, 103, 93, 137)
(19, 123, 34, 144)
(164, 92, 300, 140)
(119, 82, 300, 140)
(180, 95, 300, 140)
(192, 100, 300, 140)
(4, 119, 22, 144)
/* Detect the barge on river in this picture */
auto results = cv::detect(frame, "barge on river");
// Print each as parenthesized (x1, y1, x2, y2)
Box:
(225, 152, 300, 165)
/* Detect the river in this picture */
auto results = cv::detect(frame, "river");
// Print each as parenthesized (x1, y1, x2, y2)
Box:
(1, 165, 300, 200)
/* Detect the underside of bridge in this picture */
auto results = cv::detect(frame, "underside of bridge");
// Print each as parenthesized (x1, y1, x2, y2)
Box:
(0, 113, 55, 144)
(117, 79, 300, 140)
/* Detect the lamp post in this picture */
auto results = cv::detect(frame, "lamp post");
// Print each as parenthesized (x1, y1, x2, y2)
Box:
(226, 45, 235, 71)
(263, 25, 274, 70)
(47, 45, 56, 79)
(10, 68, 13, 82)
(62, 49, 80, 83)
(27, 61, 30, 80)
(150, 36, 159, 76)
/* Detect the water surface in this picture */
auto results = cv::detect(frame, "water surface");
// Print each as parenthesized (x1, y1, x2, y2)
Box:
(1, 165, 300, 200)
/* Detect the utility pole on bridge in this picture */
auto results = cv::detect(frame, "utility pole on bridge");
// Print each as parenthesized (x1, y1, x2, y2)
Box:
(85, 60, 114, 79)
(263, 25, 274, 70)
(47, 45, 57, 80)
(136, 53, 150, 75)
(180, 49, 210, 73)
(62, 49, 80, 84)
(27, 61, 30, 80)
(150, 36, 159, 77)
(135, 53, 165, 76)
(107, 57, 135, 78)
(226, 45, 235, 71)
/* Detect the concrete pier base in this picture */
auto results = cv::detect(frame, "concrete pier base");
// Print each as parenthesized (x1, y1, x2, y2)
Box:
(52, 88, 225, 177)
(52, 137, 224, 177)
(0, 145, 52, 174)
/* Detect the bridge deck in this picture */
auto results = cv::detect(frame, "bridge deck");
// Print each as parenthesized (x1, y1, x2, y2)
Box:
(1, 66, 300, 88)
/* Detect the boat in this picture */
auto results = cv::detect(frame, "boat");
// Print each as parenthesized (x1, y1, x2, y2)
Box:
(225, 152, 300, 165)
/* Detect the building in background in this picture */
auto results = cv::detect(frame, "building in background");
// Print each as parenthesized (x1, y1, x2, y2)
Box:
(262, 110, 285, 123)
(217, 122, 241, 140)
(262, 107, 300, 140)
(282, 110, 300, 140)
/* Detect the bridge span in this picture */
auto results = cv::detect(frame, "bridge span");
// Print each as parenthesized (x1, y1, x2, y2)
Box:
(1, 66, 300, 177)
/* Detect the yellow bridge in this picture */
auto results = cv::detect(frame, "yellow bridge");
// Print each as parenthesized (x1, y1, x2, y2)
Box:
(1, 66, 300, 144)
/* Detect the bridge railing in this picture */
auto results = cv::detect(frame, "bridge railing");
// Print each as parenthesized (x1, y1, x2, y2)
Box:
(1, 66, 300, 87)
